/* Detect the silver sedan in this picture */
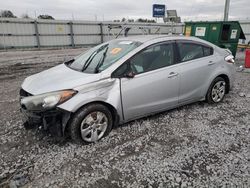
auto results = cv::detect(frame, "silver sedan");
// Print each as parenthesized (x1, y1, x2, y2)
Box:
(20, 35, 235, 143)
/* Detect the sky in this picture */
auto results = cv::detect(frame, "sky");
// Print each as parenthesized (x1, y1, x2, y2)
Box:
(0, 0, 249, 22)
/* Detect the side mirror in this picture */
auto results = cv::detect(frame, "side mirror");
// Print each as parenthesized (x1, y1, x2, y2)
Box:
(124, 70, 135, 78)
(111, 61, 135, 78)
(64, 59, 74, 65)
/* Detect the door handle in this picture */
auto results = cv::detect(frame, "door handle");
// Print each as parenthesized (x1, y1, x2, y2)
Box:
(208, 61, 215, 65)
(168, 72, 178, 78)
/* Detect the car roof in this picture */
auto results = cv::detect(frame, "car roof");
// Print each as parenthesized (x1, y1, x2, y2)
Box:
(119, 35, 171, 43)
(117, 35, 213, 46)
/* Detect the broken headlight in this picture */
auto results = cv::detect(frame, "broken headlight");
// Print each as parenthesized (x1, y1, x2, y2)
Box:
(21, 90, 77, 111)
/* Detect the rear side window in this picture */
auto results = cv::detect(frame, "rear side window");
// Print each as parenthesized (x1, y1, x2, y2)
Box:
(177, 42, 213, 62)
(203, 46, 213, 56)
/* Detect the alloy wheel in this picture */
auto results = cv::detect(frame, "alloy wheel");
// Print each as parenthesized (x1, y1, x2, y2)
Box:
(211, 81, 226, 103)
(80, 111, 108, 142)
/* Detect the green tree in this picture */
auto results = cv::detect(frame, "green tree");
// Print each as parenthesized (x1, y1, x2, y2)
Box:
(0, 10, 17, 18)
(136, 18, 156, 23)
(38, 14, 55, 20)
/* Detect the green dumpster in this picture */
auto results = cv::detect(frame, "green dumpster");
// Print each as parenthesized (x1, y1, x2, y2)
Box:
(184, 21, 246, 56)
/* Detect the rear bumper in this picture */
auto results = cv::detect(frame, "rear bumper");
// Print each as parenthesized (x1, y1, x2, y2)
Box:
(20, 107, 71, 136)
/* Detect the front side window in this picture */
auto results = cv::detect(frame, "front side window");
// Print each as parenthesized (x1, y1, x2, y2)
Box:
(129, 43, 175, 75)
(68, 40, 142, 73)
(112, 62, 129, 78)
(177, 42, 213, 62)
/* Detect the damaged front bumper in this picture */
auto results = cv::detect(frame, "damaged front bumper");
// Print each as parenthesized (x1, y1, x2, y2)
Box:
(20, 89, 71, 136)
(20, 107, 71, 136)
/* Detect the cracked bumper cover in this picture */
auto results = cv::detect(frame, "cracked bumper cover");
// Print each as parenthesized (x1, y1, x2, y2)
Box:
(19, 88, 72, 136)
(20, 107, 71, 136)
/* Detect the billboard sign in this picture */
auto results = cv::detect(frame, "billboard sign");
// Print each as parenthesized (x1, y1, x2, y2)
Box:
(152, 4, 166, 17)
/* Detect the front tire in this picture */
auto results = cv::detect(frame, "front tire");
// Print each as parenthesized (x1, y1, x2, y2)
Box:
(206, 77, 226, 104)
(69, 104, 113, 144)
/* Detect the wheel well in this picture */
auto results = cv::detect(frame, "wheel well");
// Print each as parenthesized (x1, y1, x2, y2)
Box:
(91, 101, 119, 126)
(217, 74, 230, 93)
(65, 101, 119, 133)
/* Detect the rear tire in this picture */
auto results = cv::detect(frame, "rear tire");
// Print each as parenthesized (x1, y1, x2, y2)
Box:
(69, 104, 113, 144)
(206, 77, 226, 104)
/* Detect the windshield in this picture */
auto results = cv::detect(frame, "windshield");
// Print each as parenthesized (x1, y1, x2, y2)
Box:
(68, 40, 142, 73)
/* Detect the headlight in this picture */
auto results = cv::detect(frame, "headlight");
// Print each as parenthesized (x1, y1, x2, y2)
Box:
(21, 90, 77, 111)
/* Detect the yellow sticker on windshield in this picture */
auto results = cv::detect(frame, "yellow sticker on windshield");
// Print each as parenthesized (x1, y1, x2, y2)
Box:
(110, 48, 122, 55)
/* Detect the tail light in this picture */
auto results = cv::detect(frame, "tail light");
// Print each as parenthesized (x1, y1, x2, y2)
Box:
(225, 54, 235, 64)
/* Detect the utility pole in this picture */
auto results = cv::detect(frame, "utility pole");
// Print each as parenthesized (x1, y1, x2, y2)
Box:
(223, 0, 230, 21)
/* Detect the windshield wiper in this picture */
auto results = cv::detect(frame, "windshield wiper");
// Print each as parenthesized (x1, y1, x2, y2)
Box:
(95, 46, 109, 73)
(64, 59, 74, 66)
(82, 44, 109, 72)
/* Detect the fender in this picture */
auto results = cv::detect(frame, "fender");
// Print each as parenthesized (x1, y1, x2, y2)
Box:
(57, 78, 123, 123)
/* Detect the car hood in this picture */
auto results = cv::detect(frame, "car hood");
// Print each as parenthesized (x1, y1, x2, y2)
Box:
(22, 64, 101, 95)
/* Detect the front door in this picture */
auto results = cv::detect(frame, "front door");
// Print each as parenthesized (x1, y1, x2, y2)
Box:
(120, 42, 180, 121)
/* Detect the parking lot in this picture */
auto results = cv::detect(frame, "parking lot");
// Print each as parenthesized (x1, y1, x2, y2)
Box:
(0, 48, 249, 187)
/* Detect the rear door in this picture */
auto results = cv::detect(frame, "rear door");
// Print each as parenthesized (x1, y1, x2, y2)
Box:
(176, 40, 217, 103)
(118, 42, 180, 121)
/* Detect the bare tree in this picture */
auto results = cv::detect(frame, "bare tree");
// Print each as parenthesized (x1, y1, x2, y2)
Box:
(21, 13, 31, 19)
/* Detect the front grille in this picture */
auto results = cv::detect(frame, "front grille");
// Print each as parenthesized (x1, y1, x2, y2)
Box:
(20, 88, 33, 97)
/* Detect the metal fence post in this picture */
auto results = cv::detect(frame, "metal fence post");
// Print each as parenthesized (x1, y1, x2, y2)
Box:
(1, 18, 6, 50)
(100, 23, 104, 43)
(69, 21, 75, 48)
(34, 20, 40, 49)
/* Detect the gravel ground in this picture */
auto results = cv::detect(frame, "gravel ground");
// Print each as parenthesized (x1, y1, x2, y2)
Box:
(0, 49, 249, 187)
